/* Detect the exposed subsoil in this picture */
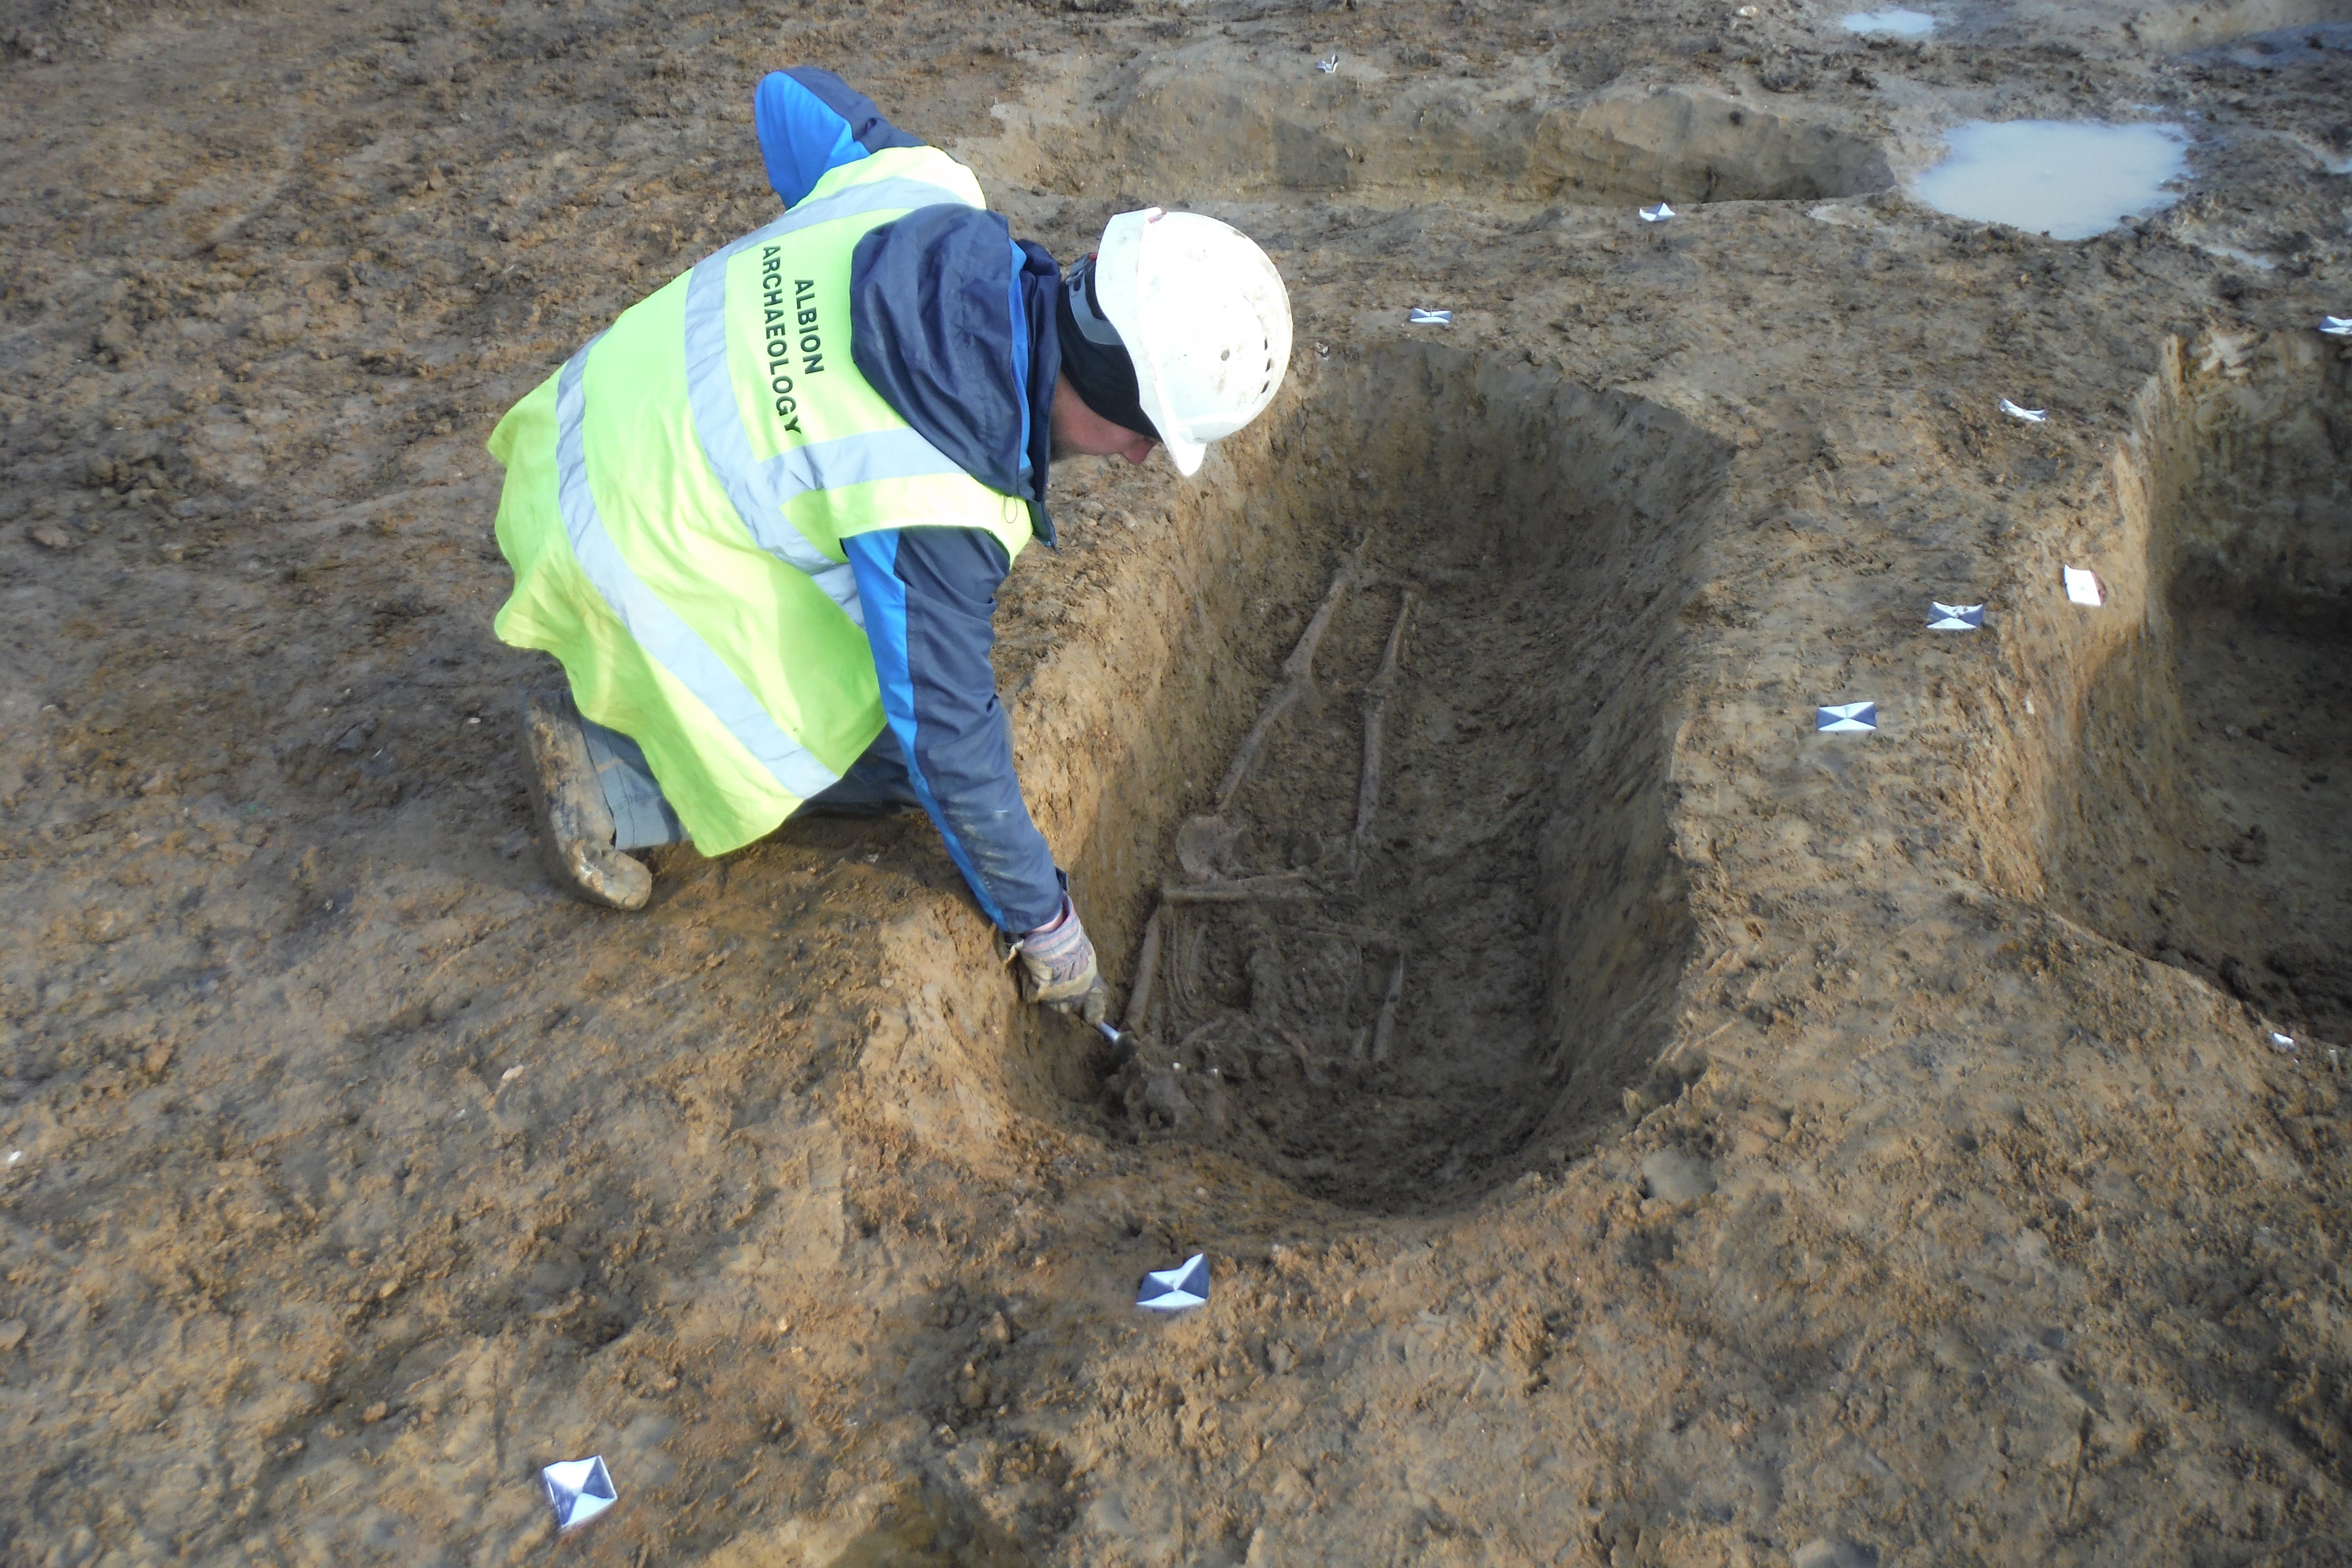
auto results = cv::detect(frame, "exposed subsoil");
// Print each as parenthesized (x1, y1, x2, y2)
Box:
(4, 1, 2351, 1565)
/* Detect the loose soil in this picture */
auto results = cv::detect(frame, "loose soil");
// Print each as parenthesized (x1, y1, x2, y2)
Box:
(3, 2, 2351, 1566)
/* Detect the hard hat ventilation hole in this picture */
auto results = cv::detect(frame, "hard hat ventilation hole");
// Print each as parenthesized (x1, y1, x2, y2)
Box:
(1220, 349, 1231, 361)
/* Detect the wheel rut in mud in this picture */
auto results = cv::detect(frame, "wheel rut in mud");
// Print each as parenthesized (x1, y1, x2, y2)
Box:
(1023, 345, 1731, 1211)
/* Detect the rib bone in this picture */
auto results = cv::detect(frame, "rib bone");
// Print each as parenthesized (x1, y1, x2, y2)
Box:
(1161, 873, 1317, 904)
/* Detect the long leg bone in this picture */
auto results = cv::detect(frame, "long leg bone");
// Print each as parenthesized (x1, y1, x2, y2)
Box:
(1123, 903, 1166, 1033)
(1210, 685, 1302, 816)
(1279, 553, 1357, 683)
(1369, 954, 1406, 1063)
(1213, 540, 1369, 813)
(1349, 592, 1414, 871)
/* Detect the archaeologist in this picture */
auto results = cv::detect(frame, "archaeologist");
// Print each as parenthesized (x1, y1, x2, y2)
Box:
(485, 67, 1291, 1024)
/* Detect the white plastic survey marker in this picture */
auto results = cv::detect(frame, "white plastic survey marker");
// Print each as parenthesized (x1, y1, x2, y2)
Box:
(1816, 702, 1878, 733)
(1999, 399, 2048, 423)
(1640, 202, 1677, 222)
(1316, 53, 1339, 73)
(1928, 602, 1984, 630)
(1138, 1254, 1211, 1312)
(2322, 316, 2352, 338)
(542, 1456, 617, 1532)
(2063, 567, 2103, 606)
(1408, 308, 1452, 326)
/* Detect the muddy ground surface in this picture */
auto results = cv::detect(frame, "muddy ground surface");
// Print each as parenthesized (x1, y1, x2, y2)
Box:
(5, 0, 2352, 1563)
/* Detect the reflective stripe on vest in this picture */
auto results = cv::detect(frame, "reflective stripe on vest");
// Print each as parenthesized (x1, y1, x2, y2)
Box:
(679, 174, 976, 628)
(553, 335, 842, 803)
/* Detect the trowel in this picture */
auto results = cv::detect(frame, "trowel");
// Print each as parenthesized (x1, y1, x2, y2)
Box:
(1094, 1018, 1139, 1072)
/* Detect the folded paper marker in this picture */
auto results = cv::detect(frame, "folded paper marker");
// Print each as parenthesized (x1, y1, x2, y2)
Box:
(1928, 602, 1984, 630)
(1408, 308, 1453, 326)
(1138, 1254, 1210, 1311)
(1999, 398, 2048, 423)
(1816, 702, 1877, 733)
(2321, 316, 2352, 338)
(1640, 202, 1676, 222)
(2063, 566, 2102, 606)
(542, 1456, 617, 1532)
(1316, 53, 1339, 72)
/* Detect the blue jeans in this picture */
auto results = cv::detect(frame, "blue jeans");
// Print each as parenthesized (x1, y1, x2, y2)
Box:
(582, 718, 923, 851)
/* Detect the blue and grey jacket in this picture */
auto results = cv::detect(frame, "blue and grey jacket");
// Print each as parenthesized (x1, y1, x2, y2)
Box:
(755, 67, 1067, 935)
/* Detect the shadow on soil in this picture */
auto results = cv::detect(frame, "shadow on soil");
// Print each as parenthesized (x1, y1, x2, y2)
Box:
(2047, 333, 2352, 1043)
(992, 57, 1891, 208)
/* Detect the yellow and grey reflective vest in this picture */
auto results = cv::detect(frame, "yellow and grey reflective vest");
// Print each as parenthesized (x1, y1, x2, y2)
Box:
(487, 146, 1034, 854)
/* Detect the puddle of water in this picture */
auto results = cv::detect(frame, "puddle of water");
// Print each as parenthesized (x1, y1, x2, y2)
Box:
(1911, 120, 2189, 241)
(1842, 9, 1936, 37)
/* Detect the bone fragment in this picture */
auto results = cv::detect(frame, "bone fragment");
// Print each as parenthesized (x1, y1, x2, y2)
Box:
(1369, 954, 1405, 1063)
(1350, 706, 1385, 873)
(1213, 541, 1369, 813)
(1175, 921, 1207, 1014)
(1174, 814, 1243, 881)
(1373, 590, 1414, 683)
(1161, 873, 1317, 904)
(1123, 904, 1166, 1033)
(1349, 593, 1414, 870)
(1278, 1027, 1329, 1088)
(1298, 923, 1405, 953)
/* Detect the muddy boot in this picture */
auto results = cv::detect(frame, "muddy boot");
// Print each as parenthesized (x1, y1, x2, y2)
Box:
(515, 688, 653, 911)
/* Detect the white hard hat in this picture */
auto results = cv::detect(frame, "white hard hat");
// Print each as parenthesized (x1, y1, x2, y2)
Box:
(1089, 208, 1293, 477)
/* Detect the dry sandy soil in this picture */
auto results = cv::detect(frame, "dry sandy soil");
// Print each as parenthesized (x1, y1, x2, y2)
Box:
(4, 0, 2351, 1563)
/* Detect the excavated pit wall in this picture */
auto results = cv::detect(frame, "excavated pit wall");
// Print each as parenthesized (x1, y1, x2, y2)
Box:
(2126, 0, 2352, 51)
(2040, 333, 2352, 1042)
(862, 344, 1729, 1207)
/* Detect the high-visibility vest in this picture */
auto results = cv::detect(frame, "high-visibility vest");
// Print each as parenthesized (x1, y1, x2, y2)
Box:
(487, 146, 1036, 854)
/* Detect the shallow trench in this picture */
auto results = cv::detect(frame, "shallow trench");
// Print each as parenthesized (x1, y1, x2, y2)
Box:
(2041, 334, 2352, 1043)
(2130, 0, 2352, 52)
(865, 345, 1728, 1212)
(991, 62, 1892, 208)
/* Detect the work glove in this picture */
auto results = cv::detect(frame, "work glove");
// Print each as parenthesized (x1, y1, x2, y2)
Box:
(1003, 897, 1110, 1025)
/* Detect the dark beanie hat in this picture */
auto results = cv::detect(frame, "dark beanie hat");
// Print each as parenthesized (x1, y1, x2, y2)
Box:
(1055, 254, 1154, 440)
